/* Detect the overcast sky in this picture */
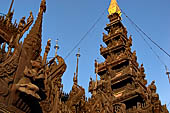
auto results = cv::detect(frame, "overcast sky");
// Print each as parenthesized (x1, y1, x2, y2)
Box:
(0, 0, 170, 110)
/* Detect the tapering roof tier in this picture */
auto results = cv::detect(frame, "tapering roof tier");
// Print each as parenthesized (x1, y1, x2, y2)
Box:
(88, 3, 161, 111)
(97, 13, 140, 78)
(94, 9, 148, 92)
(105, 13, 127, 39)
(101, 14, 128, 55)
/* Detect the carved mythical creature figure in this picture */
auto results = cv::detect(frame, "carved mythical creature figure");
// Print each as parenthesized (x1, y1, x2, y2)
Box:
(16, 56, 44, 100)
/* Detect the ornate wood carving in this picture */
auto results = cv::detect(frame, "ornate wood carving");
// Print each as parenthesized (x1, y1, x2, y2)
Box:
(0, 0, 169, 113)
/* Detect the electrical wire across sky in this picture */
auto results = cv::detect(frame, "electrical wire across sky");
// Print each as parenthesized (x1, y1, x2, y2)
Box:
(121, 9, 170, 83)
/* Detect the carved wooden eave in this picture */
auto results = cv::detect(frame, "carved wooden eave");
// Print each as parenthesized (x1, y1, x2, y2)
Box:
(48, 55, 66, 81)
(99, 52, 139, 73)
(105, 13, 121, 29)
(103, 30, 127, 43)
(111, 87, 148, 103)
(0, 43, 21, 69)
(93, 75, 132, 92)
(108, 13, 121, 21)
(100, 43, 126, 57)
(111, 73, 132, 85)
(97, 56, 130, 75)
(0, 43, 22, 104)
(95, 70, 147, 93)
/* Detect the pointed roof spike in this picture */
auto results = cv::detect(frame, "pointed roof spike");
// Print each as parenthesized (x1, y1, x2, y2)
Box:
(14, 0, 47, 83)
(94, 59, 98, 89)
(8, 0, 14, 15)
(73, 72, 77, 85)
(40, 0, 46, 13)
(22, 0, 47, 59)
(5, 0, 14, 22)
(94, 59, 98, 74)
(74, 48, 81, 85)
(54, 39, 59, 57)
(108, 0, 121, 16)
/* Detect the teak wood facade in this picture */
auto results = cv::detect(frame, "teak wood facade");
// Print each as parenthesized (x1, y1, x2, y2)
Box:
(0, 0, 169, 113)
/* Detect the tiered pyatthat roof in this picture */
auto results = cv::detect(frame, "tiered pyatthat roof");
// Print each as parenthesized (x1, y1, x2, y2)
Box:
(87, 1, 169, 113)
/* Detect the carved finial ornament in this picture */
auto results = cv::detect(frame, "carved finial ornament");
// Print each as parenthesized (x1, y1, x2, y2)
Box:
(54, 39, 59, 57)
(40, 0, 46, 13)
(108, 0, 121, 16)
(7, 0, 14, 18)
(74, 48, 80, 85)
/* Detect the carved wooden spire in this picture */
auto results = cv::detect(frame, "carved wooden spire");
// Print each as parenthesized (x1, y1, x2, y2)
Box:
(14, 0, 47, 83)
(7, 0, 14, 15)
(40, 0, 46, 13)
(42, 39, 51, 66)
(74, 48, 80, 85)
(76, 48, 80, 80)
(23, 0, 46, 60)
(54, 39, 59, 57)
(5, 0, 14, 27)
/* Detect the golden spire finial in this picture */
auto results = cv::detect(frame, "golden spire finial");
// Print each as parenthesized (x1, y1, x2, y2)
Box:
(108, 0, 121, 16)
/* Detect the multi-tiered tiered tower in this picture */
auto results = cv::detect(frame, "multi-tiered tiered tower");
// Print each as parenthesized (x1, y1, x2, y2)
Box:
(87, 0, 169, 113)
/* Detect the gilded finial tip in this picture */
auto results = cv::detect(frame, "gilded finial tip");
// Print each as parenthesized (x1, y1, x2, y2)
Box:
(108, 0, 121, 16)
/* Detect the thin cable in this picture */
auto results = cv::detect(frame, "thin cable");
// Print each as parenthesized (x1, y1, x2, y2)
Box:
(134, 24, 167, 67)
(122, 9, 170, 82)
(64, 9, 106, 60)
(121, 10, 170, 59)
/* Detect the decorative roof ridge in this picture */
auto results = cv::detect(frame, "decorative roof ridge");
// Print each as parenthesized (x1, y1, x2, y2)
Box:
(22, 0, 46, 60)
(25, 0, 46, 40)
